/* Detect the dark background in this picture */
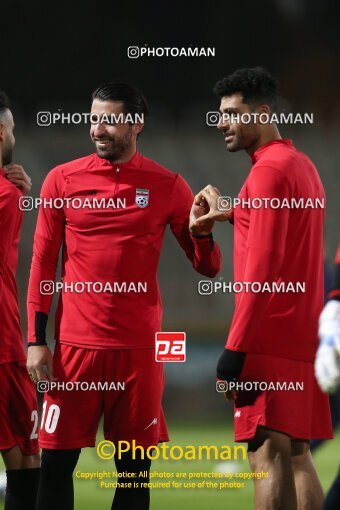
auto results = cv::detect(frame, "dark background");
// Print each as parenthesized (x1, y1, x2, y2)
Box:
(2, 0, 340, 419)
(3, 0, 340, 122)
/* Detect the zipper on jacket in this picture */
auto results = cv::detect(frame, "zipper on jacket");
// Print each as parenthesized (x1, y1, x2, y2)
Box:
(114, 165, 120, 199)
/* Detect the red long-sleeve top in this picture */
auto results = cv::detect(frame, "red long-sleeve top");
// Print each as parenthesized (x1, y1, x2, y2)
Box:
(227, 139, 325, 363)
(27, 151, 221, 349)
(0, 169, 26, 363)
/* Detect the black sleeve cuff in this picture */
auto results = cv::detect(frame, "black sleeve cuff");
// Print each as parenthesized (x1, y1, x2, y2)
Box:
(28, 311, 48, 346)
(216, 348, 246, 382)
(190, 232, 214, 250)
(191, 232, 213, 239)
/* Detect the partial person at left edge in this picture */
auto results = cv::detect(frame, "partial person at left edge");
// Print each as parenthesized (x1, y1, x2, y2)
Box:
(0, 90, 40, 510)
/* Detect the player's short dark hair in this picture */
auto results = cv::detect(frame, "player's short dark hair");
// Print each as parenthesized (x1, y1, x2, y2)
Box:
(91, 82, 149, 120)
(213, 67, 277, 112)
(0, 90, 10, 120)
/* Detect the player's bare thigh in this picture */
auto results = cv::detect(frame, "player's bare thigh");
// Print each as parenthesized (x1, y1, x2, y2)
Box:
(1, 446, 40, 470)
(247, 425, 293, 458)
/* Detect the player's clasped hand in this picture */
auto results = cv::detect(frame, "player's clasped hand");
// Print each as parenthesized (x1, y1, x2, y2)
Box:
(189, 184, 232, 236)
(27, 345, 56, 384)
(4, 163, 32, 195)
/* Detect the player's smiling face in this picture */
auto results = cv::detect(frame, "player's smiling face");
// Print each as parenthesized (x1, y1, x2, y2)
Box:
(90, 99, 135, 162)
(217, 93, 261, 153)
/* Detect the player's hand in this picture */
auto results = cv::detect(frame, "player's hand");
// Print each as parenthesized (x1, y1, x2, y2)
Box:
(27, 345, 55, 383)
(189, 185, 232, 236)
(217, 379, 238, 401)
(315, 300, 340, 393)
(4, 163, 32, 195)
(224, 388, 238, 402)
(216, 349, 246, 402)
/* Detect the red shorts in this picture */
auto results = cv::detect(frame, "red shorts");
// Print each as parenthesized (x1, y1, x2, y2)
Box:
(233, 352, 333, 442)
(39, 343, 169, 449)
(0, 362, 39, 455)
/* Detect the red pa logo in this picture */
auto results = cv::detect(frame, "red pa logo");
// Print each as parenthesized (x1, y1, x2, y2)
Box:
(155, 332, 186, 362)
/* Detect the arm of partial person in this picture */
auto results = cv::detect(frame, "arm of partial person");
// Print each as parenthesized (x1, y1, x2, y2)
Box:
(0, 187, 18, 311)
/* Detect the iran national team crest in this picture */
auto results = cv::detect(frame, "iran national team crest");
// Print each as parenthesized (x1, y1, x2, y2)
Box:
(135, 188, 149, 208)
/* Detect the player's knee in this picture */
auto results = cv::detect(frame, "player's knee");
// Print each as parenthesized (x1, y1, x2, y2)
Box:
(28, 453, 41, 469)
(41, 448, 81, 476)
(248, 447, 290, 475)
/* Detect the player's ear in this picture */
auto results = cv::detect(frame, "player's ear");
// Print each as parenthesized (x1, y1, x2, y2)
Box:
(132, 123, 144, 138)
(0, 122, 4, 142)
(256, 104, 271, 116)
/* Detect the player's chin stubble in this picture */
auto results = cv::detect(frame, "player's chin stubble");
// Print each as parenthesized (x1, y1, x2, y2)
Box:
(94, 128, 133, 161)
(95, 141, 130, 162)
(2, 146, 13, 166)
(226, 138, 242, 152)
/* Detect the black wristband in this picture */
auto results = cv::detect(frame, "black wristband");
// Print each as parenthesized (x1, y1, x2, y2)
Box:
(191, 232, 213, 239)
(31, 311, 49, 345)
(27, 341, 47, 347)
(216, 348, 246, 382)
(191, 232, 214, 250)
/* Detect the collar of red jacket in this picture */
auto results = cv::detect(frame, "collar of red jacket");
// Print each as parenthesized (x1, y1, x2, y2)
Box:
(94, 150, 143, 170)
(251, 139, 293, 164)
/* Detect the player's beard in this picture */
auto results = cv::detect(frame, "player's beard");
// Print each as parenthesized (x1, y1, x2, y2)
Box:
(225, 131, 243, 152)
(225, 126, 259, 153)
(94, 127, 133, 162)
(2, 140, 13, 166)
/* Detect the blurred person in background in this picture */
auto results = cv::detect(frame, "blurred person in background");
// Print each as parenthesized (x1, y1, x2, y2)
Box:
(315, 245, 340, 509)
